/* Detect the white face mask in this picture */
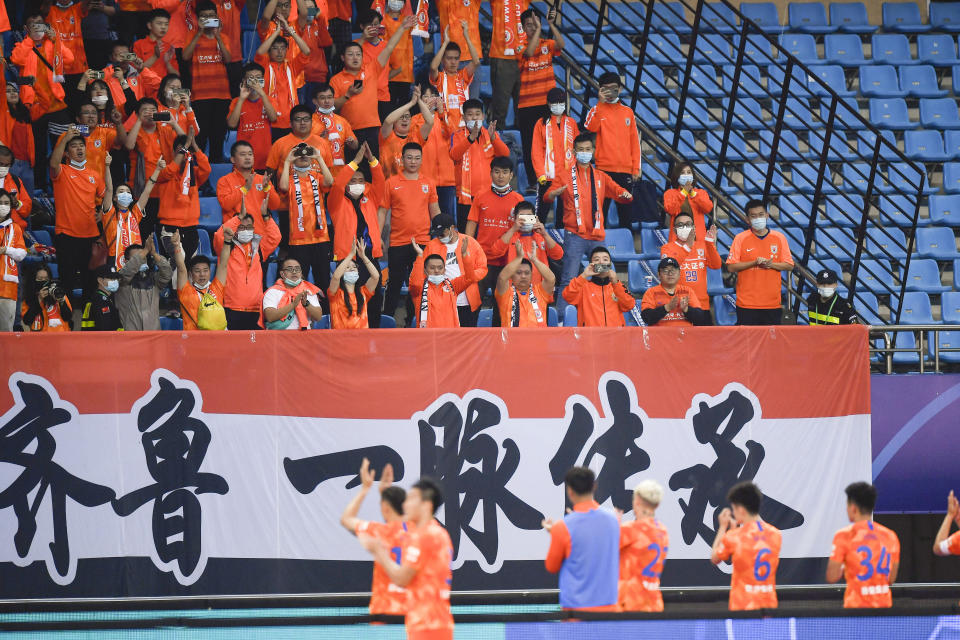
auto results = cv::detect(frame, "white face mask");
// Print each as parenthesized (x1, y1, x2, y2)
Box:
(317, 105, 335, 114)
(387, 0, 404, 11)
(750, 217, 767, 231)
(92, 95, 108, 106)
(348, 183, 366, 198)
(70, 159, 87, 170)
(676, 224, 692, 241)
(465, 119, 482, 130)
(818, 286, 836, 298)
(293, 164, 311, 173)
(283, 276, 302, 287)
(575, 151, 593, 165)
(441, 232, 457, 245)
(549, 103, 565, 116)
(117, 192, 134, 208)
(344, 271, 360, 284)
(520, 223, 534, 233)
(427, 274, 446, 285)
(491, 182, 511, 193)
(104, 279, 119, 293)
(193, 279, 210, 291)
(678, 174, 693, 187)
(0, 204, 9, 218)
(236, 229, 254, 244)
(0, 166, 9, 178)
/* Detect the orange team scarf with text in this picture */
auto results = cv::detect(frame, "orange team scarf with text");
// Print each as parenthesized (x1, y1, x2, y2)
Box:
(19, 39, 66, 115)
(267, 61, 296, 106)
(503, 0, 526, 55)
(440, 70, 467, 124)
(1, 220, 19, 284)
(412, 0, 429, 36)
(543, 115, 574, 180)
(291, 168, 325, 242)
(459, 130, 492, 202)
(112, 207, 142, 269)
(570, 164, 603, 239)
(510, 283, 543, 327)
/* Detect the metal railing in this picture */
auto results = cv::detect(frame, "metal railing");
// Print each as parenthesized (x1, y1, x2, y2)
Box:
(869, 325, 960, 373)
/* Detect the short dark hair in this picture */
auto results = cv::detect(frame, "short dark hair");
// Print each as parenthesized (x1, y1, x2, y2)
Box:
(147, 8, 171, 22)
(358, 8, 381, 26)
(589, 246, 611, 260)
(311, 82, 334, 99)
(401, 142, 423, 155)
(598, 71, 622, 87)
(381, 486, 406, 516)
(173, 134, 189, 150)
(230, 140, 254, 156)
(727, 481, 762, 515)
(76, 100, 97, 115)
(412, 477, 443, 513)
(242, 62, 265, 77)
(518, 258, 533, 270)
(342, 41, 363, 56)
(281, 257, 301, 269)
(0, 145, 13, 160)
(745, 198, 766, 213)
(424, 253, 445, 268)
(195, 0, 217, 14)
(520, 8, 537, 22)
(491, 155, 514, 172)
(565, 466, 595, 496)
(25, 12, 46, 23)
(137, 97, 159, 112)
(463, 98, 484, 113)
(111, 41, 131, 55)
(573, 132, 596, 147)
(444, 41, 462, 55)
(290, 104, 313, 120)
(272, 36, 290, 49)
(514, 201, 535, 216)
(845, 481, 877, 514)
(188, 254, 211, 269)
(674, 211, 694, 225)
(123, 243, 145, 259)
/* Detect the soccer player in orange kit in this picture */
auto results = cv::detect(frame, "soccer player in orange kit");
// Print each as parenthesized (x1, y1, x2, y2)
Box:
(339, 458, 408, 616)
(359, 477, 454, 640)
(934, 490, 960, 558)
(618, 479, 669, 612)
(711, 481, 782, 611)
(826, 481, 900, 608)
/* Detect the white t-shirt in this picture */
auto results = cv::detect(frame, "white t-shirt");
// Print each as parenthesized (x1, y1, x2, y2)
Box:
(262, 288, 321, 329)
(443, 238, 468, 306)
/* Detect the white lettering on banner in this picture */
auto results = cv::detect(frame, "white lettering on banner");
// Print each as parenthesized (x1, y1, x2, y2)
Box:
(0, 371, 870, 589)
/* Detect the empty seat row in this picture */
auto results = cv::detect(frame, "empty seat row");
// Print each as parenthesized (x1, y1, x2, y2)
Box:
(774, 194, 960, 228)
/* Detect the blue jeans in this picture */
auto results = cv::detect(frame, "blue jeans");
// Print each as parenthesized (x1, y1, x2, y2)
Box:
(556, 233, 604, 317)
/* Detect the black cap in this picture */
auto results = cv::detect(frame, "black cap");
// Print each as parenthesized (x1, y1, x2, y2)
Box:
(658, 257, 680, 272)
(547, 87, 566, 103)
(430, 213, 457, 238)
(816, 269, 838, 285)
(95, 264, 119, 279)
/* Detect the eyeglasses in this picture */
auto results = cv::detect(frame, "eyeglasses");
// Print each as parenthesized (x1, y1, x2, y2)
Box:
(675, 224, 693, 230)
(281, 266, 302, 273)
(291, 116, 312, 123)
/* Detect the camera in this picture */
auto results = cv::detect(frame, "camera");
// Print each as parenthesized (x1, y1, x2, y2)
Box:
(76, 124, 90, 136)
(120, 52, 137, 62)
(201, 17, 220, 28)
(293, 143, 314, 157)
(176, 88, 190, 98)
(152, 111, 171, 122)
(593, 264, 612, 274)
(246, 77, 264, 87)
(91, 70, 104, 80)
(43, 281, 66, 303)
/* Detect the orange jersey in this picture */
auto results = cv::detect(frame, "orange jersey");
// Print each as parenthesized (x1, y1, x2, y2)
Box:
(229, 96, 273, 170)
(101, 205, 145, 270)
(133, 36, 180, 79)
(495, 282, 552, 327)
(660, 239, 721, 311)
(55, 126, 117, 181)
(518, 38, 559, 109)
(422, 116, 456, 187)
(490, 232, 564, 283)
(215, 0, 245, 67)
(46, 3, 88, 75)
(583, 102, 642, 176)
(432, 69, 472, 128)
(466, 188, 524, 266)
(716, 520, 782, 611)
(640, 283, 703, 326)
(283, 167, 331, 244)
(379, 122, 426, 179)
(382, 173, 438, 246)
(189, 36, 231, 101)
(129, 125, 174, 189)
(402, 520, 454, 634)
(619, 518, 669, 612)
(331, 62, 382, 131)
(545, 165, 630, 240)
(52, 164, 105, 238)
(216, 170, 284, 236)
(256, 55, 308, 129)
(831, 520, 900, 608)
(356, 519, 409, 615)
(265, 134, 334, 192)
(726, 229, 794, 309)
(156, 151, 212, 227)
(531, 115, 579, 182)
(437, 0, 481, 62)
(178, 279, 225, 330)
(361, 39, 391, 102)
(448, 129, 510, 205)
(383, 11, 414, 82)
(489, 0, 529, 59)
(22, 298, 71, 332)
(328, 286, 374, 329)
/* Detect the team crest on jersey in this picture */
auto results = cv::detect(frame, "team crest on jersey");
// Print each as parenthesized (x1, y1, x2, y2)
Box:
(224, 1, 231, 7)
(255, 183, 263, 191)
(541, 46, 548, 55)
(771, 244, 778, 254)
(336, 124, 343, 132)
(361, 196, 368, 204)
(88, 176, 95, 184)
(421, 184, 428, 193)
(697, 248, 704, 258)
(625, 117, 631, 126)
(463, 0, 470, 5)
(94, 140, 102, 148)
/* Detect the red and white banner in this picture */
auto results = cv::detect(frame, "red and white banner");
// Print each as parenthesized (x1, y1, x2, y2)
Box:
(0, 327, 871, 598)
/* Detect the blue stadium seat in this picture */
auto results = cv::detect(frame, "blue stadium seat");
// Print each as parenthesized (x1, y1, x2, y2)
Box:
(761, 130, 804, 161)
(721, 64, 766, 98)
(778, 194, 815, 227)
(859, 65, 902, 97)
(159, 317, 183, 331)
(712, 294, 738, 325)
(377, 315, 397, 329)
(806, 130, 856, 161)
(477, 308, 493, 327)
(772, 222, 805, 256)
(645, 33, 683, 65)
(767, 64, 813, 96)
(704, 130, 759, 161)
(563, 33, 593, 65)
(918, 34, 960, 66)
(815, 228, 858, 259)
(899, 65, 948, 97)
(642, 160, 669, 184)
(636, 99, 665, 129)
(872, 34, 919, 65)
(916, 226, 960, 259)
(931, 2, 960, 32)
(676, 130, 699, 159)
(703, 2, 739, 33)
(856, 129, 901, 161)
(742, 164, 794, 194)
(728, 97, 767, 129)
(930, 195, 960, 226)
(866, 227, 909, 260)
(897, 292, 935, 325)
(242, 31, 259, 62)
(744, 34, 776, 66)
(824, 194, 864, 227)
(565, 2, 604, 33)
(707, 267, 733, 295)
(311, 315, 331, 330)
(199, 197, 221, 233)
(823, 33, 868, 65)
(792, 163, 838, 194)
(942, 291, 960, 323)
(842, 162, 894, 193)
(782, 98, 820, 129)
(197, 229, 212, 257)
(605, 228, 644, 261)
(869, 98, 918, 129)
(808, 64, 854, 96)
(854, 259, 897, 292)
(693, 34, 735, 64)
(884, 330, 924, 364)
(563, 305, 577, 327)
(668, 98, 716, 129)
(685, 65, 724, 98)
(888, 162, 938, 195)
(27, 229, 52, 247)
(882, 2, 931, 33)
(595, 33, 635, 64)
(476, 65, 492, 98)
(902, 259, 948, 293)
(878, 195, 923, 227)
(639, 228, 666, 258)
(945, 162, 960, 193)
(853, 291, 884, 324)
(650, 2, 691, 33)
(777, 33, 821, 65)
(933, 331, 960, 363)
(546, 306, 559, 327)
(831, 2, 877, 34)
(209, 162, 232, 188)
(823, 97, 867, 129)
(634, 66, 671, 97)
(920, 98, 960, 129)
(945, 130, 960, 158)
(628, 260, 652, 292)
(789, 2, 835, 33)
(740, 2, 781, 31)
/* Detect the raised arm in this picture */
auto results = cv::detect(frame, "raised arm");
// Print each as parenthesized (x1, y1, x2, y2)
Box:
(429, 24, 450, 81)
(380, 90, 417, 139)
(339, 458, 375, 534)
(256, 24, 282, 56)
(529, 246, 555, 296)
(378, 15, 416, 68)
(496, 245, 524, 295)
(137, 157, 166, 208)
(461, 19, 481, 74)
(182, 26, 203, 59)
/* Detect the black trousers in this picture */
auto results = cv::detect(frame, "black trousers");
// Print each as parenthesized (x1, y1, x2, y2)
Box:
(604, 171, 634, 228)
(536, 180, 563, 227)
(736, 307, 782, 326)
(517, 106, 544, 190)
(116, 10, 150, 45)
(458, 305, 479, 327)
(286, 241, 332, 307)
(192, 98, 230, 161)
(83, 38, 114, 70)
(225, 308, 261, 330)
(389, 81, 412, 110)
(456, 202, 471, 234)
(383, 243, 420, 319)
(31, 108, 72, 191)
(54, 233, 95, 300)
(479, 265, 503, 326)
(139, 198, 160, 241)
(159, 224, 200, 260)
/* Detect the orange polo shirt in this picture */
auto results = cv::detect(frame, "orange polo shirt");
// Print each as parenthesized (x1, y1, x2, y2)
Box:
(383, 11, 414, 82)
(659, 238, 722, 311)
(331, 61, 383, 130)
(466, 188, 524, 267)
(46, 3, 88, 75)
(437, 0, 481, 62)
(52, 164, 105, 238)
(640, 283, 703, 326)
(495, 282, 552, 327)
(726, 228, 794, 309)
(382, 172, 438, 246)
(328, 286, 374, 329)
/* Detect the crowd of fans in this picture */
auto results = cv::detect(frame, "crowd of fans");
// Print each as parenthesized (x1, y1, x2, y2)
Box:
(0, 0, 856, 332)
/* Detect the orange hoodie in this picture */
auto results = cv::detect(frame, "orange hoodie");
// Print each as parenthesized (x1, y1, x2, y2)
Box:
(583, 101, 642, 176)
(213, 214, 281, 312)
(562, 275, 635, 327)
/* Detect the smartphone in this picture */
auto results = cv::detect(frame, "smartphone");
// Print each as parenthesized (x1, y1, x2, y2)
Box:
(352, 79, 363, 90)
(91, 70, 105, 80)
(76, 124, 90, 136)
(120, 52, 137, 61)
(201, 17, 220, 28)
(161, 234, 175, 256)
(377, 25, 386, 36)
(306, 7, 319, 20)
(152, 111, 171, 122)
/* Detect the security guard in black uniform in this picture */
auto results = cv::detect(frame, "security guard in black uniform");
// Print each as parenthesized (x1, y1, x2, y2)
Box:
(81, 264, 124, 331)
(806, 269, 858, 325)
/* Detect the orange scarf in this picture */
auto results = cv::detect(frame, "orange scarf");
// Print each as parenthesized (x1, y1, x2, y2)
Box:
(544, 115, 574, 180)
(503, 0, 526, 55)
(263, 280, 321, 328)
(458, 129, 492, 202)
(412, 0, 429, 36)
(18, 38, 65, 118)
